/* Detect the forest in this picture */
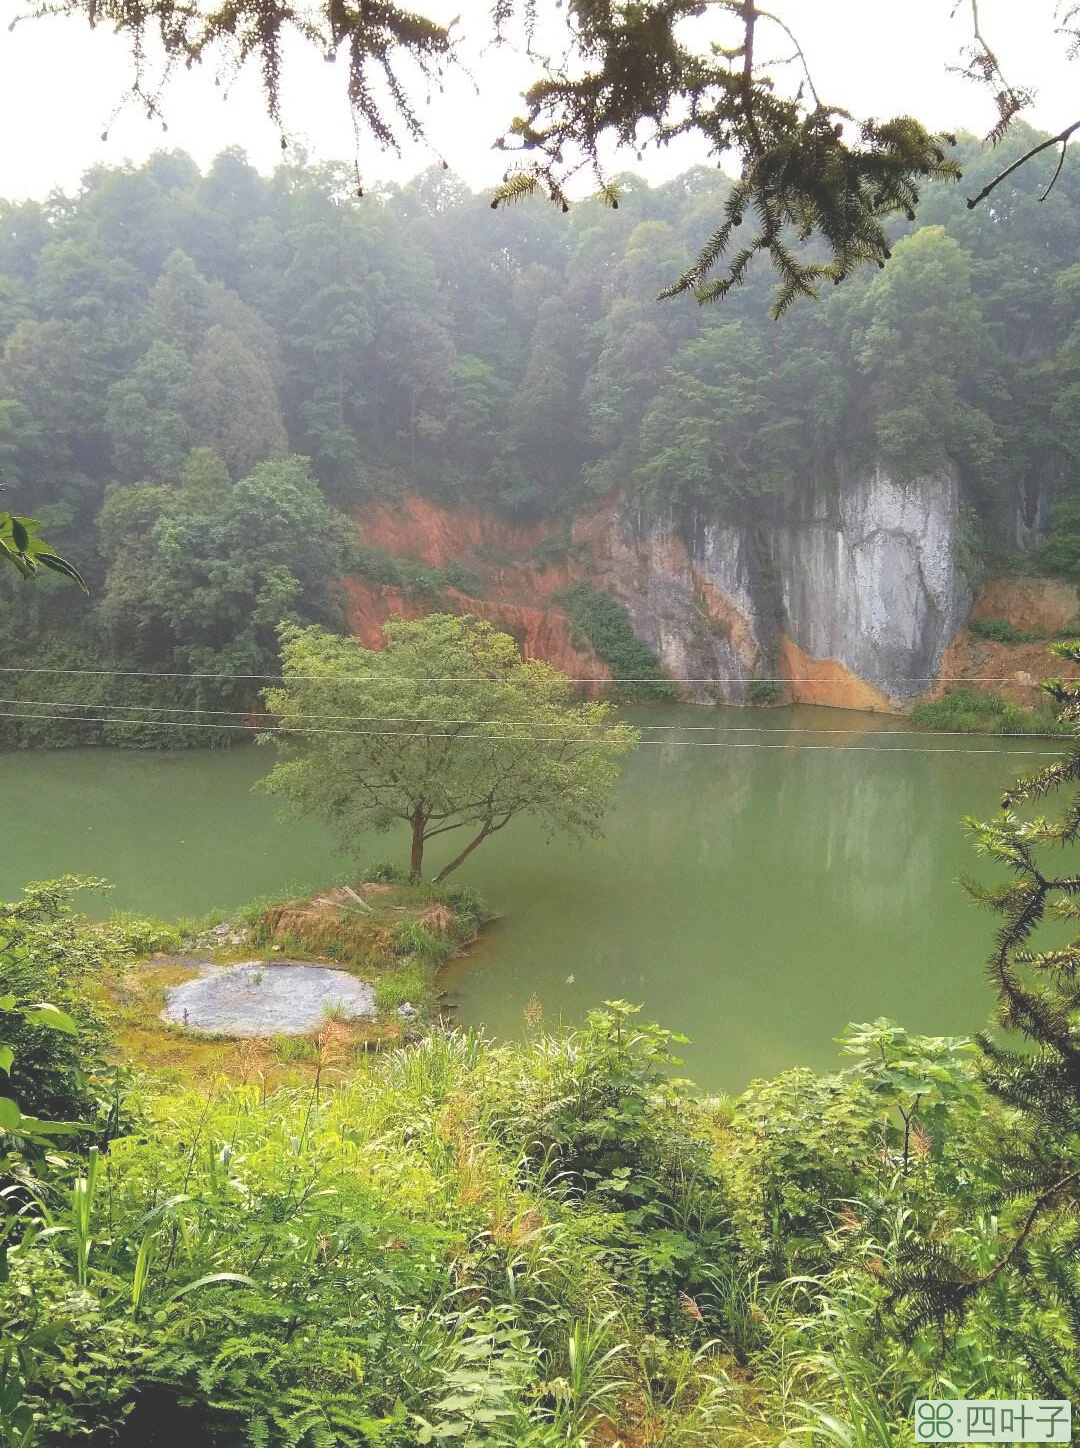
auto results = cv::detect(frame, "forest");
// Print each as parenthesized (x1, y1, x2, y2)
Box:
(0, 123, 1077, 739)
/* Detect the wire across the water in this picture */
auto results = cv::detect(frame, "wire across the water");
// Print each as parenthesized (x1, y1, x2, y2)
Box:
(0, 663, 1066, 686)
(0, 694, 1070, 743)
(0, 708, 1068, 756)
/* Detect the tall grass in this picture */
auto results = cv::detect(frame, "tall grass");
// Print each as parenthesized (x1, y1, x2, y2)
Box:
(910, 687, 1068, 736)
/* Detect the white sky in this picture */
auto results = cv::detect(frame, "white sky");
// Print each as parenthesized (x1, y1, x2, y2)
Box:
(0, 0, 1075, 200)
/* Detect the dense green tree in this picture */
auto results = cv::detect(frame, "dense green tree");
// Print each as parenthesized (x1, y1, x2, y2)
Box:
(189, 325, 287, 479)
(97, 456, 345, 698)
(0, 317, 115, 505)
(105, 340, 194, 483)
(856, 226, 1001, 487)
(260, 614, 639, 879)
(504, 295, 588, 513)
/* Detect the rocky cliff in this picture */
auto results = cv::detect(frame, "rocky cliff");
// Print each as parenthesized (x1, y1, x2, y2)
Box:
(344, 470, 1060, 713)
(576, 466, 973, 709)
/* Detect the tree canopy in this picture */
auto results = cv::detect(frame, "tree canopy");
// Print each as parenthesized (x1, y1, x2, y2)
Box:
(258, 614, 639, 880)
(25, 0, 1080, 312)
(0, 141, 1075, 743)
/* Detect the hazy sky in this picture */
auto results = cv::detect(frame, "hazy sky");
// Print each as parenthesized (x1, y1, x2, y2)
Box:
(0, 0, 1075, 200)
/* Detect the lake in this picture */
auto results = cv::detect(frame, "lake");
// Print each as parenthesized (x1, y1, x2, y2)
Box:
(0, 706, 1064, 1089)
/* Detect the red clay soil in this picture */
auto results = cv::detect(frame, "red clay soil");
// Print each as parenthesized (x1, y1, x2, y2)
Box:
(353, 496, 561, 571)
(933, 576, 1080, 706)
(344, 497, 609, 689)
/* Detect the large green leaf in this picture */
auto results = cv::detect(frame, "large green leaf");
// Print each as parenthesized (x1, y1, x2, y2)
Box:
(22, 1004, 78, 1034)
(34, 550, 88, 592)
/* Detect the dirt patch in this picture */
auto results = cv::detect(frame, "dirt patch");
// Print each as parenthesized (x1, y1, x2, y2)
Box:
(970, 577, 1080, 634)
(778, 636, 897, 712)
(162, 961, 376, 1036)
(341, 576, 607, 691)
(932, 576, 1080, 707)
(352, 496, 561, 569)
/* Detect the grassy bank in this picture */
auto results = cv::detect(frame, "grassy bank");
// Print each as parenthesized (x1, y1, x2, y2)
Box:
(97, 870, 490, 1082)
(4, 882, 1079, 1445)
(910, 686, 1069, 735)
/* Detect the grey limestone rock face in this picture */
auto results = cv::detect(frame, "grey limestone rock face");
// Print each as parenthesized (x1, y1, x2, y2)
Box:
(586, 466, 971, 706)
(771, 467, 971, 704)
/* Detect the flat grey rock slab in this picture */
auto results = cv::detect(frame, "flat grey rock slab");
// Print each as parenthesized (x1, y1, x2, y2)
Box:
(162, 961, 376, 1036)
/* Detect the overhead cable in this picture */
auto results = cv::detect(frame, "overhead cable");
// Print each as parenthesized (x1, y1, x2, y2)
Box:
(0, 708, 1067, 756)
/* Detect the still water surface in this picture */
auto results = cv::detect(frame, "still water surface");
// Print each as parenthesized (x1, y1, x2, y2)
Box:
(0, 707, 1064, 1089)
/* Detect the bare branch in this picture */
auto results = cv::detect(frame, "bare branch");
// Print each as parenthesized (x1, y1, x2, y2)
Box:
(966, 118, 1080, 207)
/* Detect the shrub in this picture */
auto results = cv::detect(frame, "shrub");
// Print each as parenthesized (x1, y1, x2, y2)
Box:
(555, 583, 678, 703)
(347, 548, 483, 599)
(967, 616, 1044, 643)
(391, 919, 445, 961)
(910, 687, 1066, 735)
(361, 860, 410, 885)
(439, 560, 483, 595)
(531, 535, 570, 567)
(347, 543, 407, 586)
(0, 878, 126, 1125)
(434, 883, 486, 940)
(747, 679, 783, 705)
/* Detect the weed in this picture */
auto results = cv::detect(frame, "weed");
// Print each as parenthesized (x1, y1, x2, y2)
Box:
(967, 616, 1045, 644)
(748, 679, 784, 705)
(910, 687, 1067, 736)
(555, 583, 678, 702)
(375, 960, 429, 1014)
(272, 1034, 320, 1063)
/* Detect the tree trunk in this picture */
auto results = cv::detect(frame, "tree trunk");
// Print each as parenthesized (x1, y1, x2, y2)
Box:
(410, 809, 426, 879)
(433, 823, 492, 883)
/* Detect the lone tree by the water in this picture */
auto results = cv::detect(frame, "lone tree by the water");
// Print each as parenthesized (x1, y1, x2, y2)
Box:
(258, 614, 639, 880)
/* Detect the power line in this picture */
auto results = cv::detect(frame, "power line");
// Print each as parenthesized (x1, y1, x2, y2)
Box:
(0, 663, 1066, 686)
(0, 695, 1071, 742)
(0, 708, 1067, 755)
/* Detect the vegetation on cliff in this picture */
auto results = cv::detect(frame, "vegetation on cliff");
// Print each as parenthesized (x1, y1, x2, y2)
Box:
(910, 687, 1068, 736)
(555, 584, 677, 703)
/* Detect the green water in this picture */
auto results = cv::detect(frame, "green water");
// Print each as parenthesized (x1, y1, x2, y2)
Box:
(0, 707, 1064, 1089)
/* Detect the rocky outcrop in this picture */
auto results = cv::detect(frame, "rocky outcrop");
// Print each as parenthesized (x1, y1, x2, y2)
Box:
(346, 468, 979, 712)
(575, 466, 972, 709)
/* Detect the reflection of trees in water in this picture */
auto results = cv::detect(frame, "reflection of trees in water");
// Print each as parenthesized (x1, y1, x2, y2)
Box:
(766, 748, 983, 933)
(620, 737, 755, 876)
(621, 727, 978, 936)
